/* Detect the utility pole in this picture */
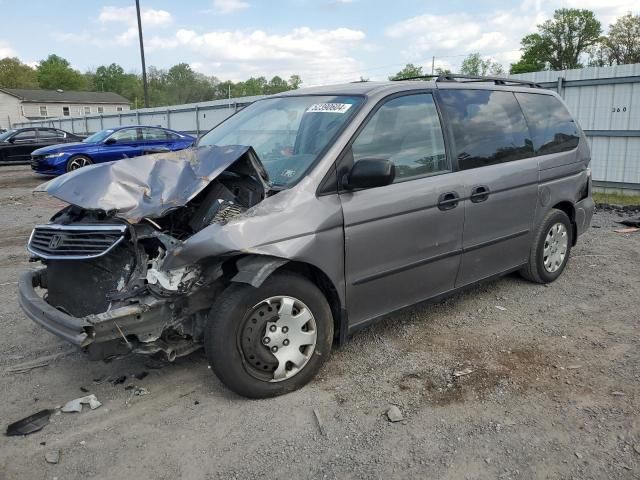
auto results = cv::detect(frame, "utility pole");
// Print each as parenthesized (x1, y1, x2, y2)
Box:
(135, 0, 149, 108)
(431, 56, 435, 75)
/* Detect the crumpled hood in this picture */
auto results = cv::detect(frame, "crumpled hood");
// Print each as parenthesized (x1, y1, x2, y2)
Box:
(36, 145, 268, 221)
(32, 142, 88, 156)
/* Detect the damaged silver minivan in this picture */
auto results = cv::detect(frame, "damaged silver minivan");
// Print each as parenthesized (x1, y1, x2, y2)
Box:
(19, 76, 594, 398)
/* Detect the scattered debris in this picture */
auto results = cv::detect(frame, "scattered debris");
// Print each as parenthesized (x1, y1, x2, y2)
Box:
(111, 375, 127, 385)
(133, 387, 149, 396)
(61, 395, 102, 413)
(194, 400, 200, 406)
(45, 450, 60, 464)
(79, 386, 89, 393)
(618, 216, 640, 228)
(566, 365, 582, 370)
(134, 371, 149, 380)
(633, 445, 640, 455)
(613, 227, 639, 234)
(386, 405, 404, 423)
(611, 391, 625, 396)
(313, 408, 327, 438)
(6, 409, 53, 436)
(6, 360, 50, 374)
(495, 306, 507, 311)
(453, 368, 474, 377)
(575, 452, 583, 459)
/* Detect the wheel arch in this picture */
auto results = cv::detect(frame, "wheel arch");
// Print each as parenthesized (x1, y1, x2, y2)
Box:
(550, 200, 577, 246)
(226, 254, 347, 345)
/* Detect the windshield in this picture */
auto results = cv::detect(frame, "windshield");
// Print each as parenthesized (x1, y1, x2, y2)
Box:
(0, 129, 16, 142)
(198, 95, 363, 187)
(83, 129, 114, 143)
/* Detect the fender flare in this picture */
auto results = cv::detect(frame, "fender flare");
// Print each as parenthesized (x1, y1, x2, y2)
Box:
(231, 255, 289, 288)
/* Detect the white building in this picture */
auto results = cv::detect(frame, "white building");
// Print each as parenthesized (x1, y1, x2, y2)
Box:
(0, 88, 130, 129)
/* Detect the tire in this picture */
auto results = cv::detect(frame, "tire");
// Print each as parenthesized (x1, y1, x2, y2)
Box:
(66, 155, 93, 172)
(520, 209, 573, 284)
(204, 272, 334, 398)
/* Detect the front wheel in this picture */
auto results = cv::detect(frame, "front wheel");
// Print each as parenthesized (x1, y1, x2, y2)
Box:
(204, 271, 334, 398)
(66, 155, 93, 172)
(520, 209, 572, 284)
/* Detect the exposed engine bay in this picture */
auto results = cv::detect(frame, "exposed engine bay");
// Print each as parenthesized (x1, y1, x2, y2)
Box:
(24, 145, 282, 361)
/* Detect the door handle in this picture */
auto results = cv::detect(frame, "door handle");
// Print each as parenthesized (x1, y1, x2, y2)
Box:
(470, 185, 490, 203)
(437, 191, 460, 211)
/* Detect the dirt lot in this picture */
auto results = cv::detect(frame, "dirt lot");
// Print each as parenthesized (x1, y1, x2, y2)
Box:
(0, 165, 638, 480)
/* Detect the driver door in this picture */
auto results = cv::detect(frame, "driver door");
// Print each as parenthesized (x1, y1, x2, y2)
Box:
(339, 93, 465, 327)
(6, 129, 38, 163)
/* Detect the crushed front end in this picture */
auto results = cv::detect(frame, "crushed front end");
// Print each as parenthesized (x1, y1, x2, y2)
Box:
(19, 145, 272, 361)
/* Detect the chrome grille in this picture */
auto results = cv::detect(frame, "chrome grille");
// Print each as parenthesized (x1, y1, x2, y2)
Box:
(27, 224, 127, 260)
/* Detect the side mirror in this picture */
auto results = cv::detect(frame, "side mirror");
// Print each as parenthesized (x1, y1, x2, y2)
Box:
(344, 158, 395, 190)
(8, 137, 16, 144)
(104, 137, 117, 145)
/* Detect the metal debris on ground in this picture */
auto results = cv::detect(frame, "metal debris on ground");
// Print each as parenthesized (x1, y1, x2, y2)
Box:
(6, 360, 49, 374)
(61, 394, 102, 413)
(386, 405, 404, 422)
(495, 305, 507, 311)
(453, 368, 474, 377)
(111, 375, 127, 385)
(45, 450, 60, 464)
(6, 409, 53, 436)
(618, 216, 640, 228)
(611, 391, 625, 396)
(313, 408, 327, 438)
(613, 227, 639, 234)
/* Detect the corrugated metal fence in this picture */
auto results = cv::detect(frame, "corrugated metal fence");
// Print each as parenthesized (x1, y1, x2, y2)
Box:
(14, 63, 640, 190)
(12, 95, 266, 138)
(511, 64, 640, 191)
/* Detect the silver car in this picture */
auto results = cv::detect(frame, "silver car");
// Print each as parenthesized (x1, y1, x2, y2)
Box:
(19, 76, 594, 398)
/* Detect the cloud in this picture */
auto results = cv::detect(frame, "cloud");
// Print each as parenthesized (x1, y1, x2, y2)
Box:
(97, 5, 172, 46)
(384, 0, 639, 73)
(212, 0, 249, 15)
(148, 26, 366, 84)
(0, 40, 15, 58)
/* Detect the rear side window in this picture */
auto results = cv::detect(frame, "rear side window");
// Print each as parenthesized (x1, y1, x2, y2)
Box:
(438, 90, 533, 170)
(351, 93, 448, 181)
(140, 128, 168, 141)
(515, 93, 579, 155)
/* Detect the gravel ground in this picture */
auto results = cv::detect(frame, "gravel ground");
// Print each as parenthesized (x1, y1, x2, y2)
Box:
(0, 165, 638, 480)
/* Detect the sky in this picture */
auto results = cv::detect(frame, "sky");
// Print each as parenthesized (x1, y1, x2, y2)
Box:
(0, 0, 638, 86)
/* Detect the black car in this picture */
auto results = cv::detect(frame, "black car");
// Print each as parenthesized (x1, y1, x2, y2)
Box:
(0, 127, 84, 165)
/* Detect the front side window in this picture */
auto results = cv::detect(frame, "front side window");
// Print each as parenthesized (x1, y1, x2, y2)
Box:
(351, 93, 448, 181)
(110, 128, 139, 142)
(438, 89, 533, 170)
(13, 129, 37, 142)
(199, 95, 363, 187)
(39, 106, 48, 117)
(515, 93, 579, 155)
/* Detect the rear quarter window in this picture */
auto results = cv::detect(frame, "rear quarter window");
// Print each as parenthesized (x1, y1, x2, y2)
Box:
(438, 89, 534, 170)
(515, 93, 580, 155)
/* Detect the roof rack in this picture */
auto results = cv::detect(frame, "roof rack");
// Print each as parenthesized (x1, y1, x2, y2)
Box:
(392, 74, 543, 88)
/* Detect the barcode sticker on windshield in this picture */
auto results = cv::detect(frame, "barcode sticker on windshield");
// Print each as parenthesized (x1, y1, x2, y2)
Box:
(306, 103, 352, 113)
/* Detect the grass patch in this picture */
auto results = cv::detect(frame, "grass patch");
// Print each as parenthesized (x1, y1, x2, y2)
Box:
(593, 191, 640, 206)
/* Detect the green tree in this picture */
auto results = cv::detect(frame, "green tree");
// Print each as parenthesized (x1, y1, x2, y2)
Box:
(389, 63, 424, 80)
(460, 53, 504, 76)
(288, 74, 302, 89)
(510, 9, 602, 73)
(0, 57, 39, 88)
(36, 54, 87, 90)
(164, 63, 215, 104)
(435, 67, 452, 76)
(597, 13, 640, 66)
(264, 75, 289, 95)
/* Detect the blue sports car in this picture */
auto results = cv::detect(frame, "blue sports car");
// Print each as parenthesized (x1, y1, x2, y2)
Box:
(31, 125, 195, 175)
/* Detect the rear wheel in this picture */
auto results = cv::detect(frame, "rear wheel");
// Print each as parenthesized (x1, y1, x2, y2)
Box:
(520, 209, 572, 283)
(66, 155, 93, 172)
(204, 272, 333, 398)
